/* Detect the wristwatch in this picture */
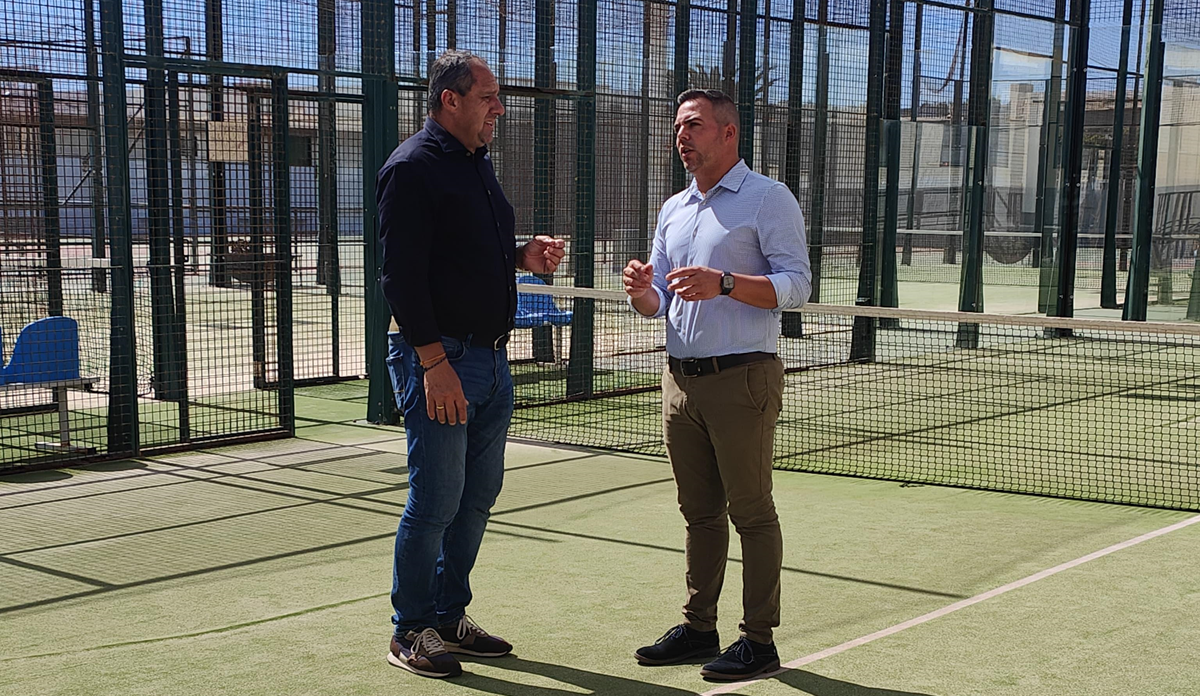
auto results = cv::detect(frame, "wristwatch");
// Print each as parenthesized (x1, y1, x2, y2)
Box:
(720, 271, 735, 296)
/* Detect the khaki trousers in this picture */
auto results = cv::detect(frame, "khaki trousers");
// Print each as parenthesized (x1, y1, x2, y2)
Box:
(661, 356, 785, 644)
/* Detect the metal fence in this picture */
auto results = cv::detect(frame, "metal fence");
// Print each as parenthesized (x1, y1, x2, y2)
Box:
(1, 0, 1197, 469)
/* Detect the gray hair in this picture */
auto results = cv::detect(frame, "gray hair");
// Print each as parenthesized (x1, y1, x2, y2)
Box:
(676, 88, 740, 127)
(428, 50, 485, 113)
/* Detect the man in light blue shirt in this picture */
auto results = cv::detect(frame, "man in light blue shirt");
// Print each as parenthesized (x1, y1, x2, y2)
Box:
(625, 89, 810, 682)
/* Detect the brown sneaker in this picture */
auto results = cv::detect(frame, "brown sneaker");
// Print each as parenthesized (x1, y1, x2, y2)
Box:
(436, 615, 513, 657)
(386, 628, 463, 678)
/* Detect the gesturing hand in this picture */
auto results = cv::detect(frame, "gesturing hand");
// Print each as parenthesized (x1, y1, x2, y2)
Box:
(520, 236, 567, 274)
(665, 266, 722, 301)
(623, 259, 654, 299)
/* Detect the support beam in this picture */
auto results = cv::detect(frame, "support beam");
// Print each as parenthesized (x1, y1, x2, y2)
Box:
(781, 3, 805, 338)
(1053, 0, 1091, 319)
(317, 0, 341, 379)
(850, 0, 888, 362)
(738, 0, 757, 166)
(248, 93, 268, 391)
(1037, 0, 1067, 312)
(1101, 0, 1135, 309)
(808, 0, 830, 303)
(880, 0, 905, 316)
(99, 0, 139, 454)
(567, 0, 597, 398)
(145, 0, 184, 401)
(272, 74, 296, 434)
(36, 82, 63, 318)
(206, 0, 230, 287)
(532, 0, 556, 363)
(167, 72, 191, 440)
(363, 0, 399, 423)
(672, 0, 690, 193)
(83, 0, 107, 293)
(903, 2, 923, 267)
(1123, 0, 1166, 322)
(957, 0, 994, 348)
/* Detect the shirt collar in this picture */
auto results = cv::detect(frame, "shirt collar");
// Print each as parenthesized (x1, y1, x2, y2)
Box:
(424, 116, 487, 157)
(686, 159, 750, 201)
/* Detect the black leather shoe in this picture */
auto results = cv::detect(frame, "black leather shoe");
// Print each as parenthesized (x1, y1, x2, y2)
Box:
(700, 636, 780, 681)
(634, 624, 720, 665)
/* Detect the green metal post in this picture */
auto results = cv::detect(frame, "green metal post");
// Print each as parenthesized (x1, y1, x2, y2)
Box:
(738, 0, 757, 166)
(99, 0, 139, 454)
(880, 0, 905, 317)
(1187, 240, 1200, 319)
(903, 2, 923, 267)
(1101, 0, 1135, 309)
(532, 0, 555, 363)
(248, 93, 268, 390)
(1053, 0, 1092, 319)
(36, 82, 64, 318)
(809, 0, 829, 303)
(1038, 0, 1067, 312)
(272, 74, 296, 434)
(1123, 0, 1166, 322)
(317, 0, 341, 378)
(567, 0, 597, 398)
(957, 0, 994, 349)
(363, 0, 399, 423)
(672, 0, 690, 193)
(724, 0, 737, 97)
(145, 0, 184, 402)
(206, 0, 230, 288)
(638, 2, 650, 264)
(167, 73, 191, 440)
(448, 0, 457, 48)
(781, 3, 805, 338)
(850, 0, 888, 362)
(83, 0, 107, 293)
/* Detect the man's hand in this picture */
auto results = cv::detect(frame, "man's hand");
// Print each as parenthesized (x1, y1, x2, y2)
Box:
(666, 266, 722, 301)
(519, 235, 567, 273)
(424, 362, 469, 425)
(622, 259, 654, 299)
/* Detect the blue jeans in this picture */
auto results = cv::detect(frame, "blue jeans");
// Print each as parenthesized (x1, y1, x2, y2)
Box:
(386, 332, 514, 636)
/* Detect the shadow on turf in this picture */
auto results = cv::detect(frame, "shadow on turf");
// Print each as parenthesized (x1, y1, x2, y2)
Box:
(451, 657, 937, 695)
(774, 669, 939, 695)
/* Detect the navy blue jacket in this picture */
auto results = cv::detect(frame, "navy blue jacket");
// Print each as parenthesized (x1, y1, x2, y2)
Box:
(377, 118, 517, 347)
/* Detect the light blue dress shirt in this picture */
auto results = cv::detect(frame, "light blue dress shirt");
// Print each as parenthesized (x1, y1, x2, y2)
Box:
(636, 160, 812, 359)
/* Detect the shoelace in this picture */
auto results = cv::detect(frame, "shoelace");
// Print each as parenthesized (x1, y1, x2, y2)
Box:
(721, 638, 755, 665)
(456, 614, 491, 642)
(655, 624, 689, 645)
(409, 627, 449, 657)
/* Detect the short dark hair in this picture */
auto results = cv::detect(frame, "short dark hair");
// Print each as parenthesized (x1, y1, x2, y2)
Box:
(428, 50, 485, 113)
(676, 89, 740, 126)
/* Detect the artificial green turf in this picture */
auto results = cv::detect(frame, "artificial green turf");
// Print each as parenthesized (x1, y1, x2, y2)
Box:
(1, 388, 1197, 695)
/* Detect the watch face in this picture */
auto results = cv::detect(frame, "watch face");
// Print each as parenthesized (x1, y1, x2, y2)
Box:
(722, 274, 735, 290)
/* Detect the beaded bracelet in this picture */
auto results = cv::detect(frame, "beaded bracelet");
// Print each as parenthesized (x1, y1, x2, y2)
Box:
(421, 354, 448, 371)
(419, 353, 447, 369)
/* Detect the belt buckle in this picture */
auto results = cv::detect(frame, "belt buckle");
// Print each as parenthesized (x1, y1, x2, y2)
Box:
(680, 359, 702, 377)
(492, 334, 509, 350)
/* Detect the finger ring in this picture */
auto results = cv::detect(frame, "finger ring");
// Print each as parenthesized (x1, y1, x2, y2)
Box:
(436, 405, 446, 410)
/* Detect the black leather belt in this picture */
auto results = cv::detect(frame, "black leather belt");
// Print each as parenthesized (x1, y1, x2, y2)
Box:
(669, 352, 774, 377)
(467, 333, 509, 350)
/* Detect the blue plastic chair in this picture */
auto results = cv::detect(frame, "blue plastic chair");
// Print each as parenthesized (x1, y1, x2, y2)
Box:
(515, 276, 573, 363)
(0, 317, 81, 386)
(515, 276, 573, 328)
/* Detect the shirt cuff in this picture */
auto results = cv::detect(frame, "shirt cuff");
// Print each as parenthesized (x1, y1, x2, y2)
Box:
(628, 286, 670, 319)
(766, 272, 811, 311)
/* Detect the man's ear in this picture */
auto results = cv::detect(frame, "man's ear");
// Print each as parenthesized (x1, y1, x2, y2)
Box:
(440, 89, 458, 113)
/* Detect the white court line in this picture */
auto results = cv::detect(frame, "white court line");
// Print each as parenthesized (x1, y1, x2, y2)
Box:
(701, 513, 1200, 696)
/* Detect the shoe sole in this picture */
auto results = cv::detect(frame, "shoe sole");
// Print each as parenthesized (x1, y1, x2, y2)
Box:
(634, 646, 721, 666)
(445, 645, 512, 658)
(699, 658, 781, 681)
(385, 651, 463, 678)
